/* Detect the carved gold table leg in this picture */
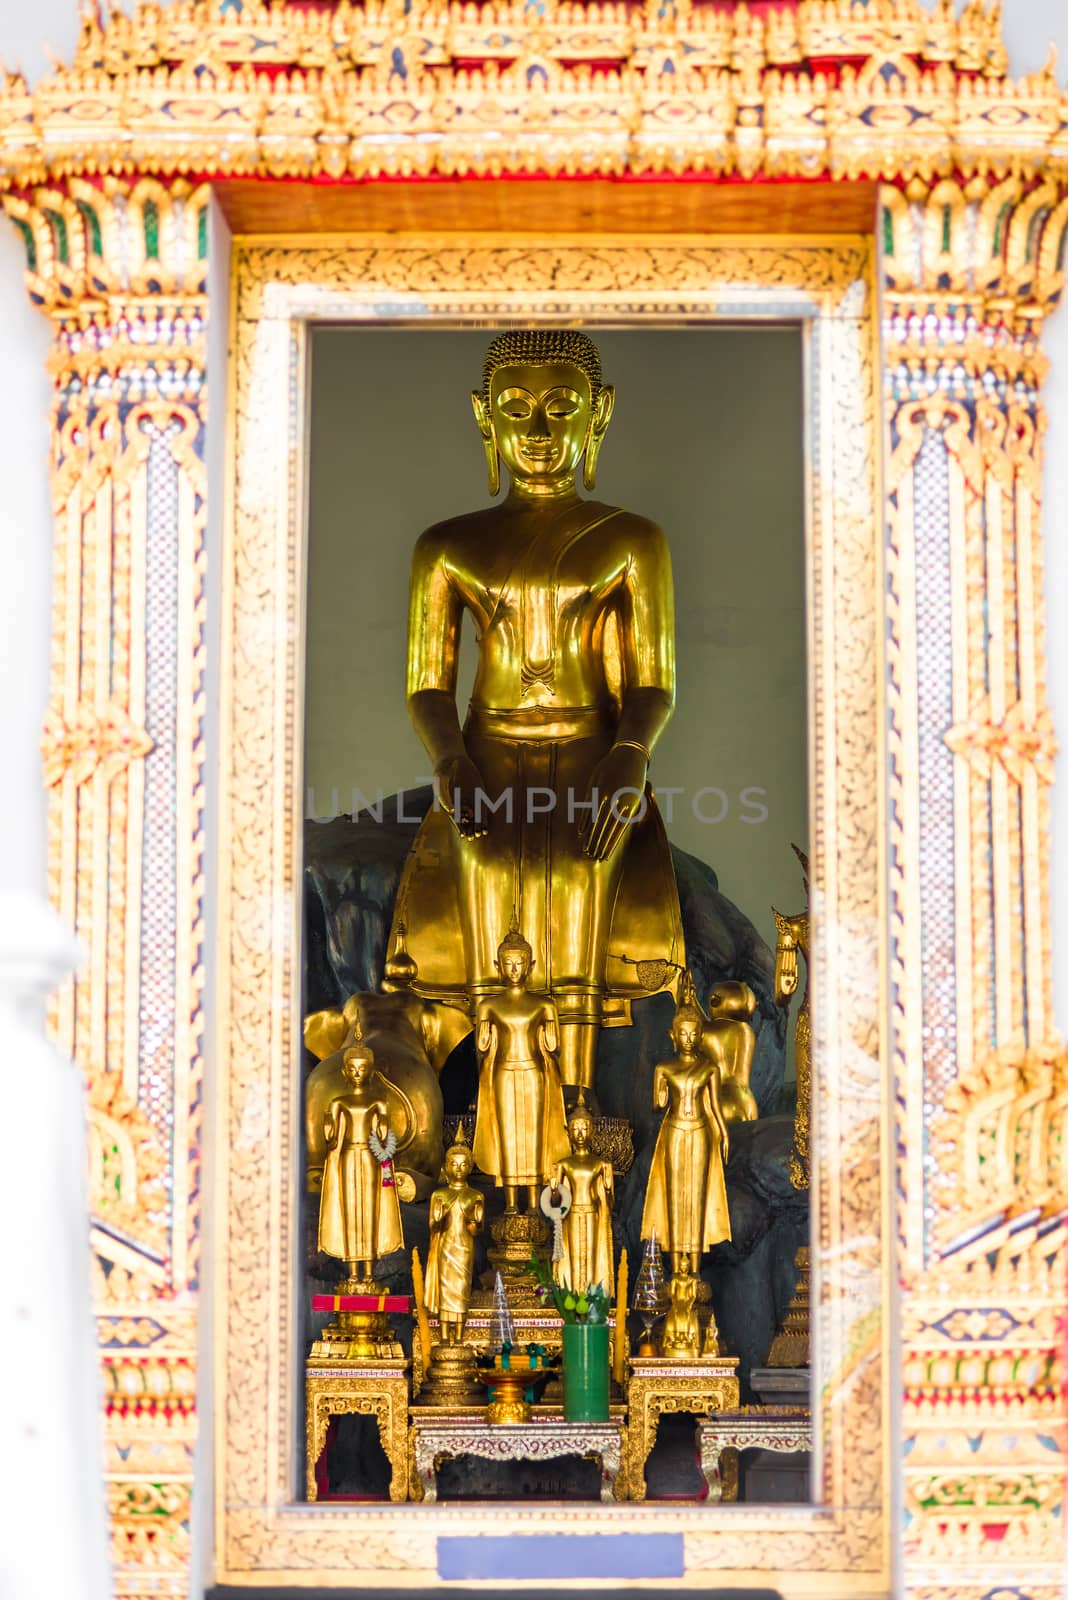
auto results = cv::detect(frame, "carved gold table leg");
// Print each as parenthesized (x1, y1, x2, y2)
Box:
(629, 1396, 657, 1503)
(406, 1424, 423, 1503)
(625, 1358, 741, 1503)
(305, 1389, 331, 1503)
(720, 1447, 740, 1503)
(596, 1434, 622, 1503)
(304, 1364, 410, 1504)
(412, 1436, 438, 1504)
(697, 1429, 724, 1503)
(384, 1391, 409, 1503)
(694, 1409, 810, 1504)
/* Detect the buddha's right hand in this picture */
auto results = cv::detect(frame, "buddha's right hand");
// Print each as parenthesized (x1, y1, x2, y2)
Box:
(433, 753, 489, 839)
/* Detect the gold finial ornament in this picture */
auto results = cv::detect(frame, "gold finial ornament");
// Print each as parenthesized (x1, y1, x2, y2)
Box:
(395, 326, 684, 1094)
(382, 921, 419, 990)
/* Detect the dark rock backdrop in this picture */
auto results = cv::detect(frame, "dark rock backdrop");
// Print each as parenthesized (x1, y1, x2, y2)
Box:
(303, 794, 806, 1424)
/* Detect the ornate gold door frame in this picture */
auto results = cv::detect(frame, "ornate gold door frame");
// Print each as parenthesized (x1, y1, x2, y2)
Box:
(4, 4, 1068, 1594)
(216, 234, 886, 1590)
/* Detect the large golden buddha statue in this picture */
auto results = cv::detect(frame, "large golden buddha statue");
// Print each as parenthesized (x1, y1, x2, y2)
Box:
(391, 329, 684, 1093)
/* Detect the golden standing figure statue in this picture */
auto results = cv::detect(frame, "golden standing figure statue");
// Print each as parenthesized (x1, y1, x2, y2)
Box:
(661, 1268, 700, 1359)
(704, 980, 759, 1124)
(318, 1039, 404, 1286)
(550, 1097, 615, 1295)
(392, 329, 684, 1094)
(641, 998, 731, 1277)
(473, 925, 569, 1212)
(424, 1138, 484, 1345)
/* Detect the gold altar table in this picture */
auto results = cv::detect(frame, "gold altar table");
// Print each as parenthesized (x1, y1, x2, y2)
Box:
(408, 1414, 625, 1503)
(305, 1358, 410, 1503)
(696, 1406, 812, 1502)
(625, 1355, 741, 1502)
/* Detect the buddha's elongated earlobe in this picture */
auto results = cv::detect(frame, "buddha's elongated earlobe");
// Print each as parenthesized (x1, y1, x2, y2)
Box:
(583, 383, 615, 492)
(471, 391, 501, 497)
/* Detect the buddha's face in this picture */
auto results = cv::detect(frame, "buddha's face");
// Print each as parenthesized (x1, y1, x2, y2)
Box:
(489, 362, 595, 485)
(342, 1044, 372, 1085)
(569, 1113, 591, 1150)
(673, 1016, 700, 1055)
(498, 944, 531, 986)
(445, 1147, 472, 1185)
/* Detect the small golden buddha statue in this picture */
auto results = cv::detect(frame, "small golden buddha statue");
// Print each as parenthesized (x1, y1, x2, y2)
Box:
(318, 1038, 404, 1286)
(473, 925, 569, 1212)
(550, 1094, 615, 1295)
(704, 980, 759, 1124)
(640, 997, 731, 1277)
(661, 1268, 700, 1360)
(424, 1137, 484, 1346)
(391, 328, 685, 1093)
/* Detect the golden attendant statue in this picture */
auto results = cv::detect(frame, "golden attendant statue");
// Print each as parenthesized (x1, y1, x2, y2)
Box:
(704, 980, 759, 1124)
(318, 1038, 404, 1284)
(661, 1268, 700, 1359)
(424, 1137, 484, 1345)
(640, 997, 731, 1277)
(473, 926, 569, 1212)
(550, 1096, 615, 1295)
(391, 328, 684, 1093)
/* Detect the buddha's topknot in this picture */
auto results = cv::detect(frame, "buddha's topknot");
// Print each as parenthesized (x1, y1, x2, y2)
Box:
(481, 329, 603, 400)
(498, 919, 533, 962)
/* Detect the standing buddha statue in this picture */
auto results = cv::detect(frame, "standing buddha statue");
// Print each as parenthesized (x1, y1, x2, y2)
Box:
(391, 329, 685, 1093)
(424, 1137, 484, 1346)
(473, 925, 569, 1213)
(640, 995, 731, 1278)
(318, 1038, 404, 1288)
(550, 1094, 615, 1296)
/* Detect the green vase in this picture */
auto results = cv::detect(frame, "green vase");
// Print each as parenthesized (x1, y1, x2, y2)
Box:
(562, 1321, 611, 1422)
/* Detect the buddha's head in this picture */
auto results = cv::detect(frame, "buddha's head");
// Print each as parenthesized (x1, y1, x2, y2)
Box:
(444, 1140, 474, 1186)
(670, 1002, 703, 1057)
(472, 329, 615, 497)
(568, 1107, 593, 1152)
(707, 980, 757, 1021)
(342, 1039, 374, 1086)
(496, 921, 534, 988)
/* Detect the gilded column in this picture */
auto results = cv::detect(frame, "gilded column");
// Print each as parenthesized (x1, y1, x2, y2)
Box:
(883, 180, 1068, 1600)
(3, 179, 209, 1600)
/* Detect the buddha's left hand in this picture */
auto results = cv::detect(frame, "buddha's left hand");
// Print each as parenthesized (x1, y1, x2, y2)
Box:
(580, 743, 649, 860)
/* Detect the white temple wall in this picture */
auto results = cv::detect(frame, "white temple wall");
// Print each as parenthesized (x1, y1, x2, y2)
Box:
(0, 12, 108, 1600)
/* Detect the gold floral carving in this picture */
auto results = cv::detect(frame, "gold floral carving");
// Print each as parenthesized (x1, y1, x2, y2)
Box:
(0, 0, 1065, 186)
(881, 174, 1068, 1600)
(216, 235, 885, 1587)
